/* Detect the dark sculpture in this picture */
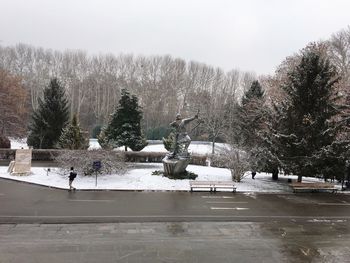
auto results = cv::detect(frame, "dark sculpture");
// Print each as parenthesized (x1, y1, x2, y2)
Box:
(168, 111, 198, 158)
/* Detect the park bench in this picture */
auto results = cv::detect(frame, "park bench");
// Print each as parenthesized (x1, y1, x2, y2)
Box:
(189, 181, 236, 192)
(291, 182, 338, 193)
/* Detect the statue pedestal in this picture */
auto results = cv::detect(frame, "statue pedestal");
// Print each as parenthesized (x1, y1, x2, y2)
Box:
(162, 155, 190, 177)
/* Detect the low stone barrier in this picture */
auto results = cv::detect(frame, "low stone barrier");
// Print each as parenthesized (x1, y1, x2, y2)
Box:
(0, 149, 207, 166)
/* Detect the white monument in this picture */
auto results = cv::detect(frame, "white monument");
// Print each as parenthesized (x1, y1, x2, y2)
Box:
(9, 148, 32, 175)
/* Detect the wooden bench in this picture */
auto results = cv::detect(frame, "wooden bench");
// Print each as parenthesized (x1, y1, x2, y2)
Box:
(190, 181, 236, 192)
(291, 182, 338, 193)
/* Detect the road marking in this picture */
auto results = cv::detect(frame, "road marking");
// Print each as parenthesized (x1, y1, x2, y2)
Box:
(317, 203, 350, 206)
(210, 207, 249, 210)
(206, 201, 248, 204)
(0, 215, 349, 220)
(201, 196, 235, 199)
(307, 219, 347, 223)
(68, 199, 114, 202)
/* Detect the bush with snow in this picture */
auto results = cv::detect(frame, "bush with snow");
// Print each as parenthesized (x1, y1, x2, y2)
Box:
(210, 147, 249, 182)
(54, 149, 129, 176)
(0, 134, 11, 148)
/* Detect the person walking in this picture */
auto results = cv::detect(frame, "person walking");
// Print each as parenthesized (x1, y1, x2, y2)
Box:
(68, 167, 77, 191)
(252, 171, 256, 179)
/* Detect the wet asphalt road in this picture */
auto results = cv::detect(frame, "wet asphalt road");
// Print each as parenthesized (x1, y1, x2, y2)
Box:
(1, 178, 350, 224)
(1, 179, 350, 262)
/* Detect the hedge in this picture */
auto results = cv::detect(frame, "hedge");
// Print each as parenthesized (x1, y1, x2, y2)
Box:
(0, 149, 207, 166)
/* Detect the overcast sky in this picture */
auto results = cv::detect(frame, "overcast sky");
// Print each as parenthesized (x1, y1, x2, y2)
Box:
(1, 0, 350, 75)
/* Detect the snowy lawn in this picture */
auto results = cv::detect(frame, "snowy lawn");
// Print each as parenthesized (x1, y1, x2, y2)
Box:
(3, 138, 343, 193)
(0, 163, 335, 193)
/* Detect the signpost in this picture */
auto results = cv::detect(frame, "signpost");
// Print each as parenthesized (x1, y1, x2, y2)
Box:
(93, 161, 102, 187)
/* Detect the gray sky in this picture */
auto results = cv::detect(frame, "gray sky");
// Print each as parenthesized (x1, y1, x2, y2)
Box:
(1, 0, 350, 75)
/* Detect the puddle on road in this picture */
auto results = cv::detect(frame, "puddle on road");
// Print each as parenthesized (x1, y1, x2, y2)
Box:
(260, 220, 350, 262)
(166, 223, 187, 235)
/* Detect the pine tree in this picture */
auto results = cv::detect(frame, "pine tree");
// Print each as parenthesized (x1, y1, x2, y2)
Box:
(27, 78, 69, 149)
(237, 80, 266, 148)
(57, 114, 89, 149)
(101, 89, 147, 151)
(274, 44, 342, 182)
(234, 80, 268, 173)
(241, 80, 265, 106)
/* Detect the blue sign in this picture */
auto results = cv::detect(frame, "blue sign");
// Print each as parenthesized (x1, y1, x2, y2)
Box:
(93, 161, 102, 170)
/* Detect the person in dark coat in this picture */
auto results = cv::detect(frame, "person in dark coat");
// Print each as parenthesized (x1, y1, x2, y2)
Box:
(69, 167, 77, 191)
(252, 171, 256, 179)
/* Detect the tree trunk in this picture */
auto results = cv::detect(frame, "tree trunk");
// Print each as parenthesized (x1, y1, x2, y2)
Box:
(124, 146, 127, 151)
(211, 137, 216, 154)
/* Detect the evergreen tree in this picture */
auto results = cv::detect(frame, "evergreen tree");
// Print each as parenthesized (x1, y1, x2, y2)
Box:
(57, 114, 89, 149)
(241, 80, 265, 106)
(228, 81, 267, 172)
(101, 89, 147, 151)
(274, 45, 342, 182)
(252, 105, 281, 180)
(236, 80, 266, 149)
(27, 78, 69, 149)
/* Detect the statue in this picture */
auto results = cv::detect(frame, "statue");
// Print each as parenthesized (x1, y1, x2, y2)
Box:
(168, 111, 199, 159)
(163, 110, 201, 177)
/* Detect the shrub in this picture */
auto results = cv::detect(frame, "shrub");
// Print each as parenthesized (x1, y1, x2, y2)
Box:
(146, 126, 171, 140)
(54, 149, 128, 175)
(162, 132, 175, 152)
(32, 149, 61, 161)
(0, 135, 10, 148)
(152, 170, 198, 180)
(210, 147, 249, 182)
(0, 149, 15, 160)
(97, 128, 113, 150)
(191, 155, 207, 166)
(92, 125, 102, 139)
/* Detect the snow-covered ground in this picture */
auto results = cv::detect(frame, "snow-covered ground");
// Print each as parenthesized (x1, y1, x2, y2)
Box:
(2, 138, 341, 192)
(0, 163, 322, 192)
(9, 138, 29, 150)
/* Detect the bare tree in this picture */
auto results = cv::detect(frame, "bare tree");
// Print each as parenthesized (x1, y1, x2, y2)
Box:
(328, 27, 350, 85)
(0, 69, 28, 137)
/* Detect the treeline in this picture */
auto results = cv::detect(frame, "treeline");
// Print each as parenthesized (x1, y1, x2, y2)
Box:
(0, 44, 256, 138)
(1, 26, 350, 182)
(1, 26, 350, 144)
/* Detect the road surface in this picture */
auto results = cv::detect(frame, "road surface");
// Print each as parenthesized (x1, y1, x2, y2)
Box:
(1, 178, 350, 262)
